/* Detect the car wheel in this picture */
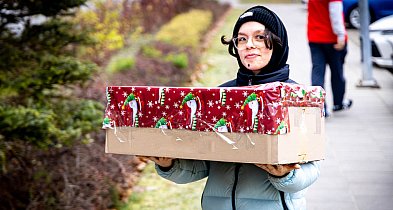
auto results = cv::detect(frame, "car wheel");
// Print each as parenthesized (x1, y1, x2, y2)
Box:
(348, 7, 360, 29)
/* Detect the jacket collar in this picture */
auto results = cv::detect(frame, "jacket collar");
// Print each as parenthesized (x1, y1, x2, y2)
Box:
(235, 64, 290, 86)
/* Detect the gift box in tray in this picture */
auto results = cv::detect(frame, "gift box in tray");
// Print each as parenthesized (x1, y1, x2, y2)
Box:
(103, 82, 326, 164)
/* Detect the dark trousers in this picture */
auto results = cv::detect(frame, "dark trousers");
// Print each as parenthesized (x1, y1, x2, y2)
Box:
(309, 42, 347, 106)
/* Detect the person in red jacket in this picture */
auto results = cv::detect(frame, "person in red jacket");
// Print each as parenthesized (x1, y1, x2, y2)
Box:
(307, 0, 352, 116)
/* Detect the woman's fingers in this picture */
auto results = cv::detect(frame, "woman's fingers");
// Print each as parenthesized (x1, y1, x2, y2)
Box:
(255, 163, 302, 176)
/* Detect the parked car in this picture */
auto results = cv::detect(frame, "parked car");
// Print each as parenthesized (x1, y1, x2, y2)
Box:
(369, 15, 393, 69)
(343, 0, 393, 29)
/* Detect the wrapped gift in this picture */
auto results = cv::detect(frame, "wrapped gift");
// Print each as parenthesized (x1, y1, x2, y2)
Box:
(104, 82, 326, 164)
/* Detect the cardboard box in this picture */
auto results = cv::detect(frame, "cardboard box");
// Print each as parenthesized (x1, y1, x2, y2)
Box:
(103, 83, 326, 164)
(105, 106, 325, 164)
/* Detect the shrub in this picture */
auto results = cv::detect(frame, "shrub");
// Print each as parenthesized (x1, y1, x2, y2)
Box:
(74, 2, 127, 63)
(165, 53, 189, 69)
(141, 45, 162, 58)
(155, 9, 213, 48)
(107, 57, 135, 73)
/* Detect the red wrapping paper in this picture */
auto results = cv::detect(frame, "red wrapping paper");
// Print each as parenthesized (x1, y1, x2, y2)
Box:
(102, 82, 325, 135)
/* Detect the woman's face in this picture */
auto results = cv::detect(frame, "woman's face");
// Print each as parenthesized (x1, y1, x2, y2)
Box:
(236, 21, 273, 75)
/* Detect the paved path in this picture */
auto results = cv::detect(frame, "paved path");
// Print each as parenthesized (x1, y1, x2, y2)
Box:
(236, 3, 393, 210)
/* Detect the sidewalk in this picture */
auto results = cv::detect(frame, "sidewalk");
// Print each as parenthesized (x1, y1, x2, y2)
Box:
(249, 3, 393, 210)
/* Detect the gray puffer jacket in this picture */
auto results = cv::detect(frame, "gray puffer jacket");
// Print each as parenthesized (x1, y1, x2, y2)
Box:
(156, 160, 320, 210)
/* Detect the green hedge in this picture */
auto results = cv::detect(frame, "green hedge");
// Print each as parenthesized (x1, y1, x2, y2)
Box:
(155, 9, 213, 48)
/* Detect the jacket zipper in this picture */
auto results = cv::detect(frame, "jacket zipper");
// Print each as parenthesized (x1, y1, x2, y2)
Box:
(231, 163, 241, 210)
(231, 164, 288, 210)
(248, 78, 252, 86)
(280, 191, 289, 210)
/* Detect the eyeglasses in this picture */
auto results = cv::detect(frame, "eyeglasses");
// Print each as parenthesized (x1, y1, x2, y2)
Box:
(232, 34, 269, 50)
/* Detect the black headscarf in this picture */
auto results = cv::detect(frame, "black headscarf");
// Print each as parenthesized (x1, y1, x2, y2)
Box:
(229, 5, 290, 86)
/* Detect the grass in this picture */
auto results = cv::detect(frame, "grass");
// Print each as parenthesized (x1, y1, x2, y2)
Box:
(122, 163, 206, 210)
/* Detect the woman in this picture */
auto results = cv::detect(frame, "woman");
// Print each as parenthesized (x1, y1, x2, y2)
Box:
(148, 5, 320, 210)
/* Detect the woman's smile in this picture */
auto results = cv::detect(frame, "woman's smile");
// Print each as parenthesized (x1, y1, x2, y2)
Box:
(245, 53, 260, 59)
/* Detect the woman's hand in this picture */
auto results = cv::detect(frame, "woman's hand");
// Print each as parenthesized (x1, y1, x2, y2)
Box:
(255, 163, 301, 177)
(138, 156, 174, 168)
